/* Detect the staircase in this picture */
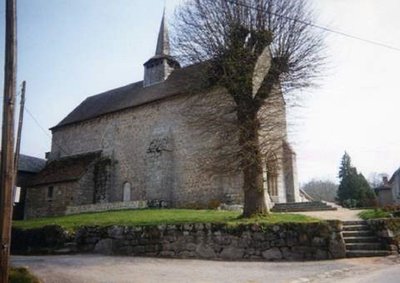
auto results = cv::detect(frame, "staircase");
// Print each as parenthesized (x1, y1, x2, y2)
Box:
(271, 201, 337, 212)
(343, 221, 392, 258)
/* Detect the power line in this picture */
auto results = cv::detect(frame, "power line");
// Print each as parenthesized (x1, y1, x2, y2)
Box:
(227, 0, 400, 52)
(24, 106, 70, 156)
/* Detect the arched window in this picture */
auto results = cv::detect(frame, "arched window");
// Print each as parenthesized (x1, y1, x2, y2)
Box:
(123, 182, 131, 202)
(266, 154, 278, 196)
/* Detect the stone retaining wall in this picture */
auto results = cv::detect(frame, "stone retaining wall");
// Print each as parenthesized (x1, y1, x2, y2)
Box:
(12, 221, 346, 261)
(368, 218, 400, 253)
(12, 225, 73, 254)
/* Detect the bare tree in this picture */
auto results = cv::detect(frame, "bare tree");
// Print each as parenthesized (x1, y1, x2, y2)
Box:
(173, 0, 325, 217)
(302, 179, 338, 202)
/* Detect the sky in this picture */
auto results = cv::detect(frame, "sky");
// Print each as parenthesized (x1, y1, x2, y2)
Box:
(0, 0, 399, 184)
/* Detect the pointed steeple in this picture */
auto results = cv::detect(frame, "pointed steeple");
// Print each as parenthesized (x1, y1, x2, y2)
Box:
(155, 9, 170, 56)
(143, 10, 180, 87)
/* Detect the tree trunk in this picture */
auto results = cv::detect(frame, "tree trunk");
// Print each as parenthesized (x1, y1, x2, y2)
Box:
(238, 108, 268, 217)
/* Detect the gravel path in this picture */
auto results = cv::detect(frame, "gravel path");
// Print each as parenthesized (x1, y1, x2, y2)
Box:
(292, 203, 364, 221)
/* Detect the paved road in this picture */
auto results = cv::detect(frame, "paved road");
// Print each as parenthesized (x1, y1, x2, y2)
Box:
(11, 255, 400, 283)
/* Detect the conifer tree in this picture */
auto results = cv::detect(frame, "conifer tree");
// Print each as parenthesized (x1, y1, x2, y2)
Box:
(337, 152, 376, 207)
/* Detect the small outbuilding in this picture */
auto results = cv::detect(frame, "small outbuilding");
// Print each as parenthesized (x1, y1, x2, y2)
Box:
(374, 169, 400, 206)
(13, 154, 46, 220)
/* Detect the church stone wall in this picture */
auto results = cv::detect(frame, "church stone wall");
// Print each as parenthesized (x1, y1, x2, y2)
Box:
(25, 182, 77, 219)
(44, 87, 295, 211)
(258, 86, 293, 203)
(50, 90, 244, 208)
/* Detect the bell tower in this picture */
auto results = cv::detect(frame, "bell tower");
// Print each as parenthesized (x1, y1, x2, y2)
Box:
(143, 10, 180, 87)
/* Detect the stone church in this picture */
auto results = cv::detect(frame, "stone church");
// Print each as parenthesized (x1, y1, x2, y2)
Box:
(25, 14, 300, 219)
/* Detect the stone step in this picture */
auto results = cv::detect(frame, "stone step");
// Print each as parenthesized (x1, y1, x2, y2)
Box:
(274, 203, 329, 206)
(343, 221, 367, 226)
(346, 250, 392, 258)
(341, 221, 392, 258)
(346, 243, 384, 251)
(342, 231, 374, 237)
(272, 201, 337, 212)
(273, 206, 334, 210)
(343, 236, 379, 243)
(274, 201, 328, 205)
(343, 225, 369, 231)
(272, 207, 337, 212)
(272, 205, 334, 209)
(275, 202, 330, 208)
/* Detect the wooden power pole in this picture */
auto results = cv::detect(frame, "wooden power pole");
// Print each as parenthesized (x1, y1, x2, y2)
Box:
(14, 81, 26, 175)
(0, 0, 17, 281)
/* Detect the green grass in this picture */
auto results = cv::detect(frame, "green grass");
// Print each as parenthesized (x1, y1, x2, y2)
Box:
(358, 209, 391, 220)
(13, 209, 319, 231)
(10, 267, 41, 283)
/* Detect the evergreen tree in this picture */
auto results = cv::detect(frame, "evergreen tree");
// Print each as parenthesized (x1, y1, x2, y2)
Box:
(337, 152, 376, 208)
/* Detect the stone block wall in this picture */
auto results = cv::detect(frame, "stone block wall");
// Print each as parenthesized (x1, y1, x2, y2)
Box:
(12, 225, 73, 255)
(12, 221, 346, 261)
(368, 218, 400, 253)
(25, 157, 114, 219)
(25, 182, 78, 219)
(258, 87, 297, 204)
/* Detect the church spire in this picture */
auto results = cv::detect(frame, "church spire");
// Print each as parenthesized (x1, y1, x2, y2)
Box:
(155, 9, 170, 56)
(143, 10, 180, 88)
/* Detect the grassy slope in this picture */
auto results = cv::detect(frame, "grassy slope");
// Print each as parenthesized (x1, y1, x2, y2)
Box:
(10, 267, 41, 283)
(13, 209, 319, 231)
(358, 209, 391, 220)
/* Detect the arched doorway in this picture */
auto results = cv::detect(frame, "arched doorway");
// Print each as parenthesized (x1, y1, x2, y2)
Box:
(123, 182, 131, 202)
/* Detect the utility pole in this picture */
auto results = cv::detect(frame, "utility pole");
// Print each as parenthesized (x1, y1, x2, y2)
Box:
(14, 81, 25, 174)
(0, 0, 17, 281)
(12, 81, 25, 210)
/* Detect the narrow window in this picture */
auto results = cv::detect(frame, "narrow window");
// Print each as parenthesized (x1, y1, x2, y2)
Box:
(47, 186, 54, 200)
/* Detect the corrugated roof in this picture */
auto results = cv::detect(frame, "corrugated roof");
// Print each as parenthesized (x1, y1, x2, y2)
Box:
(52, 63, 209, 130)
(29, 151, 102, 186)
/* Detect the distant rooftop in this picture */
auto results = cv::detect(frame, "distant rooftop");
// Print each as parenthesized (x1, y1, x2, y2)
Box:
(18, 154, 46, 173)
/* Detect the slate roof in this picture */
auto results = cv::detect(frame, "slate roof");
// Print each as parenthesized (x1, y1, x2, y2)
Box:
(52, 63, 209, 130)
(18, 154, 46, 173)
(29, 151, 101, 186)
(389, 167, 400, 184)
